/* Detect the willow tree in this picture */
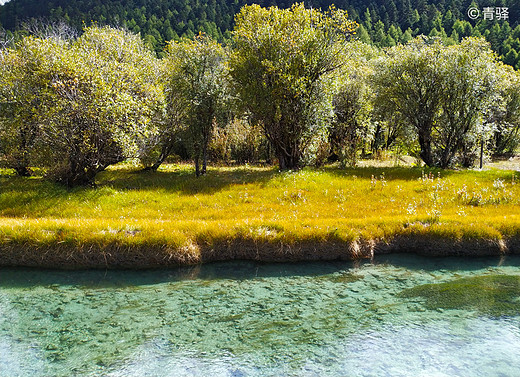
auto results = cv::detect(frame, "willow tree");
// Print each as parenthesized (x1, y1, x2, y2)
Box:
(488, 65, 520, 156)
(0, 26, 164, 186)
(436, 38, 499, 167)
(330, 41, 379, 166)
(162, 34, 228, 176)
(0, 39, 45, 176)
(373, 37, 499, 168)
(372, 38, 446, 167)
(229, 3, 358, 170)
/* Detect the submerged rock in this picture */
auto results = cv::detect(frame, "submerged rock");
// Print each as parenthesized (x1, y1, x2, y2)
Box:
(399, 274, 520, 317)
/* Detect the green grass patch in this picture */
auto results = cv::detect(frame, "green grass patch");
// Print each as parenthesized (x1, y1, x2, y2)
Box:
(399, 275, 520, 317)
(0, 163, 519, 265)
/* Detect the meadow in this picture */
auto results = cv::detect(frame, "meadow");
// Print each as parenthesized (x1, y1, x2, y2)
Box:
(0, 162, 519, 268)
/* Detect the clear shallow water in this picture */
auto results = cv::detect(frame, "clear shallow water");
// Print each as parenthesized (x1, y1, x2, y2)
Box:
(1, 254, 520, 377)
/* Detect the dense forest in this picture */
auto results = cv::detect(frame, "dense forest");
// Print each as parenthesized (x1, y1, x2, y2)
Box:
(0, 0, 519, 67)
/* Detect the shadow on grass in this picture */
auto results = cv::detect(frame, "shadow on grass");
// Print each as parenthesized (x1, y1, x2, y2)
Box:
(0, 176, 112, 217)
(0, 166, 279, 215)
(96, 165, 279, 195)
(1, 164, 513, 217)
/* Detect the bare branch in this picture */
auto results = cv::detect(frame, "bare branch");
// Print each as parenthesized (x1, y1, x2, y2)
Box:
(22, 18, 78, 41)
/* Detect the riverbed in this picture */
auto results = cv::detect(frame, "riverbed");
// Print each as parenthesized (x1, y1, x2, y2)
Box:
(1, 254, 519, 376)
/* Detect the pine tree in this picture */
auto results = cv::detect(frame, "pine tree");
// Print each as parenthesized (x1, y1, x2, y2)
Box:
(356, 24, 371, 44)
(504, 48, 518, 66)
(373, 20, 385, 45)
(442, 10, 454, 35)
(401, 28, 413, 44)
(363, 8, 372, 32)
(381, 34, 396, 47)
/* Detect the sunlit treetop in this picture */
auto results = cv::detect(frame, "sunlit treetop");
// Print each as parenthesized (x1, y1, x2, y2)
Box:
(233, 3, 358, 46)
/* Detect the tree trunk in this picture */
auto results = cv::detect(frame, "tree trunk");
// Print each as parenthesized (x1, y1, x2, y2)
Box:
(148, 152, 168, 172)
(13, 129, 31, 176)
(194, 155, 200, 177)
(151, 149, 171, 171)
(417, 126, 433, 167)
(14, 166, 30, 177)
(142, 141, 175, 172)
(65, 167, 96, 187)
(438, 147, 453, 169)
(371, 123, 383, 152)
(58, 151, 96, 187)
(277, 153, 287, 170)
(202, 141, 207, 175)
(276, 150, 301, 170)
(479, 136, 484, 169)
(274, 140, 300, 170)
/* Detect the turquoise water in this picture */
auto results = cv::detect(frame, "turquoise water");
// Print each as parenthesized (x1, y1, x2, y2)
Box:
(1, 254, 520, 376)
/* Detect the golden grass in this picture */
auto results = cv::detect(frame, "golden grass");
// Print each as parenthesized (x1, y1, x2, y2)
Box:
(0, 163, 519, 266)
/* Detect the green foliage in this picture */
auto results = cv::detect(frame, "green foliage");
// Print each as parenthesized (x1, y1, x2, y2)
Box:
(0, 26, 164, 186)
(0, 39, 44, 176)
(400, 275, 520, 317)
(372, 37, 445, 166)
(229, 3, 358, 170)
(435, 38, 499, 167)
(330, 41, 379, 166)
(372, 37, 501, 168)
(1, 2, 520, 183)
(1, 0, 519, 67)
(488, 65, 520, 155)
(163, 33, 228, 176)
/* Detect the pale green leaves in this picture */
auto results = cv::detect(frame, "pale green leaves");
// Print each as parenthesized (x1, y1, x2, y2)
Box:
(372, 37, 502, 167)
(229, 3, 358, 169)
(0, 26, 164, 185)
(162, 34, 228, 175)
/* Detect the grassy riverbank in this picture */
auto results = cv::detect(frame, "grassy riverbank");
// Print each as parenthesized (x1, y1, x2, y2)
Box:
(1, 163, 519, 268)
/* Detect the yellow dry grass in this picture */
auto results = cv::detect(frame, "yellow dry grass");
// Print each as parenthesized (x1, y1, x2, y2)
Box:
(0, 163, 519, 266)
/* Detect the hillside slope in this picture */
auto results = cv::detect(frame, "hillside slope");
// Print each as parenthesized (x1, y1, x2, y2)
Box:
(1, 0, 519, 66)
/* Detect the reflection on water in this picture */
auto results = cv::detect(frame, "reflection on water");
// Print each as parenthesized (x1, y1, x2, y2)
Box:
(1, 254, 520, 377)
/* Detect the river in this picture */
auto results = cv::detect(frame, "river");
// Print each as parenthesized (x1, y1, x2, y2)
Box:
(1, 254, 519, 376)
